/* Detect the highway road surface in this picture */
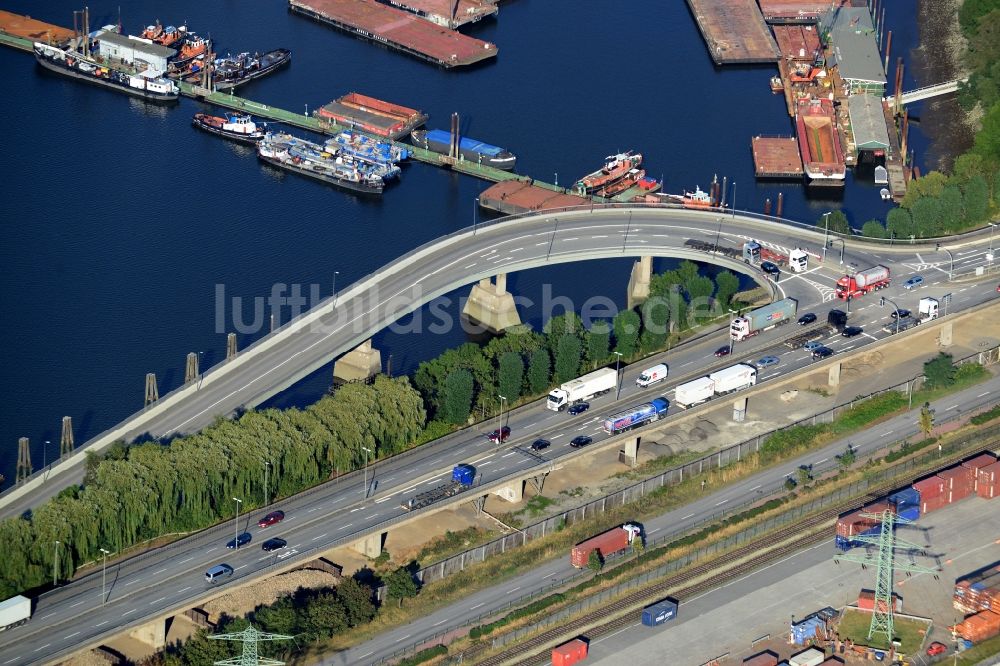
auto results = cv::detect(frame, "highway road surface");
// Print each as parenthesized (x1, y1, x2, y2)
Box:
(2, 276, 997, 665)
(3, 206, 997, 518)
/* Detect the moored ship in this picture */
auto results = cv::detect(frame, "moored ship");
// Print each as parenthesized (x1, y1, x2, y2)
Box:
(574, 151, 642, 194)
(140, 21, 186, 48)
(795, 97, 846, 186)
(171, 34, 208, 66)
(192, 113, 267, 143)
(257, 132, 386, 194)
(211, 49, 292, 90)
(326, 130, 410, 165)
(663, 185, 721, 209)
(593, 168, 646, 198)
(410, 129, 516, 170)
(33, 42, 179, 102)
(316, 92, 427, 140)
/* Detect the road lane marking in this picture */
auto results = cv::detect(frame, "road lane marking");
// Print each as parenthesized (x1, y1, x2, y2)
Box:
(682, 513, 695, 520)
(63, 632, 80, 640)
(311, 534, 328, 541)
(947, 405, 959, 410)
(749, 485, 761, 491)
(151, 597, 166, 605)
(125, 579, 139, 586)
(479, 461, 493, 466)
(397, 634, 411, 642)
(350, 507, 361, 513)
(40, 613, 55, 620)
(235, 565, 247, 571)
(434, 618, 448, 626)
(123, 609, 137, 617)
(375, 496, 393, 503)
(179, 557, 193, 564)
(338, 524, 353, 530)
(980, 392, 991, 398)
(94, 621, 109, 628)
(881, 430, 893, 437)
(470, 602, 485, 610)
(153, 568, 166, 575)
(715, 499, 728, 506)
(33, 645, 51, 653)
(502, 451, 517, 457)
(308, 507, 318, 512)
(70, 600, 84, 608)
(507, 586, 521, 594)
(401, 485, 417, 493)
(359, 652, 374, 659)
(550, 434, 565, 439)
(816, 458, 828, 465)
(4, 658, 20, 664)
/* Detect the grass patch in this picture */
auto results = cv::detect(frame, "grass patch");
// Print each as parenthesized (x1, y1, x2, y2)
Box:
(837, 608, 930, 653)
(955, 631, 1000, 664)
(415, 527, 494, 565)
(522, 495, 556, 517)
(394, 644, 447, 666)
(971, 404, 1000, 426)
(884, 438, 938, 463)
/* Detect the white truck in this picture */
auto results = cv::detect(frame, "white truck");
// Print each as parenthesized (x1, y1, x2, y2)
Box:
(546, 367, 617, 411)
(918, 297, 939, 322)
(0, 595, 31, 631)
(673, 363, 758, 409)
(636, 363, 668, 388)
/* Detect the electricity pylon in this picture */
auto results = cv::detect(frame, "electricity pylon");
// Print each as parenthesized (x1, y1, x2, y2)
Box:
(836, 509, 938, 645)
(209, 624, 293, 666)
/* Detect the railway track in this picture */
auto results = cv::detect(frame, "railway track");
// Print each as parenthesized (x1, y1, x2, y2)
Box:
(461, 445, 989, 666)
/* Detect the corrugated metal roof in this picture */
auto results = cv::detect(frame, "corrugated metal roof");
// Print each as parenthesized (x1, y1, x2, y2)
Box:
(96, 30, 176, 58)
(826, 8, 886, 85)
(847, 95, 890, 150)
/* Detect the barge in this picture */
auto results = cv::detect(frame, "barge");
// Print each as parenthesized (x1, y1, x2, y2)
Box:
(288, 0, 497, 68)
(316, 92, 427, 140)
(33, 42, 179, 102)
(795, 97, 846, 185)
(381, 0, 498, 29)
(410, 128, 516, 170)
(257, 132, 386, 194)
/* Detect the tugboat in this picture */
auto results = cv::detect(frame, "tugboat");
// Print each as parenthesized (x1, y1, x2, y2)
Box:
(33, 42, 179, 102)
(574, 151, 643, 194)
(171, 34, 208, 67)
(140, 21, 186, 48)
(211, 49, 292, 90)
(593, 168, 646, 198)
(192, 113, 267, 143)
(257, 132, 386, 195)
(663, 185, 720, 209)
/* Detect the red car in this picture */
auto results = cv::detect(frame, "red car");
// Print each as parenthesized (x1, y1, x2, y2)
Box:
(926, 642, 947, 656)
(488, 426, 511, 444)
(257, 510, 285, 528)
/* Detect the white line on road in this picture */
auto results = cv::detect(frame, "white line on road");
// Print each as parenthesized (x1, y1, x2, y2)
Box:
(881, 430, 893, 437)
(749, 485, 761, 491)
(507, 586, 521, 594)
(715, 499, 728, 506)
(375, 496, 393, 503)
(980, 392, 991, 398)
(308, 507, 318, 513)
(70, 600, 84, 608)
(591, 235, 608, 239)
(682, 513, 695, 520)
(235, 565, 247, 571)
(179, 557, 193, 564)
(397, 635, 411, 642)
(648, 527, 660, 534)
(470, 602, 485, 610)
(338, 524, 353, 530)
(4, 657, 20, 664)
(153, 568, 166, 575)
(311, 534, 328, 541)
(401, 485, 417, 493)
(479, 461, 493, 466)
(502, 451, 517, 457)
(39, 613, 55, 620)
(947, 405, 959, 411)
(122, 609, 137, 617)
(434, 618, 449, 626)
(550, 433, 565, 439)
(125, 579, 139, 586)
(94, 621, 109, 628)
(816, 458, 828, 465)
(32, 645, 51, 653)
(63, 632, 80, 640)
(359, 652, 374, 659)
(179, 587, 191, 593)
(151, 597, 166, 605)
(350, 507, 361, 513)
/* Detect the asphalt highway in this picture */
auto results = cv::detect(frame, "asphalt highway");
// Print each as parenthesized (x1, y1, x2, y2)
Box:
(2, 273, 997, 665)
(3, 208, 996, 518)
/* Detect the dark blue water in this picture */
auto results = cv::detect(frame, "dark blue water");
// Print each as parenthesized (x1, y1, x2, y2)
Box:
(0, 0, 936, 480)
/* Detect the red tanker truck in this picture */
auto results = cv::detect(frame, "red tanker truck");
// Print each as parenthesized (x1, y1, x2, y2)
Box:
(570, 523, 642, 567)
(835, 265, 890, 299)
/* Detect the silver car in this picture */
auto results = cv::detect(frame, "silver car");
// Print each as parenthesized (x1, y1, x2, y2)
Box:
(804, 341, 824, 351)
(756, 356, 780, 368)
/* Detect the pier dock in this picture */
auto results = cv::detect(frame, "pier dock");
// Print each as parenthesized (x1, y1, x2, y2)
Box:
(686, 0, 779, 65)
(751, 136, 803, 179)
(0, 10, 74, 46)
(385, 0, 498, 29)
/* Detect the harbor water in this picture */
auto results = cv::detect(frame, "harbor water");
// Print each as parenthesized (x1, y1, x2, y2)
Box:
(0, 0, 939, 482)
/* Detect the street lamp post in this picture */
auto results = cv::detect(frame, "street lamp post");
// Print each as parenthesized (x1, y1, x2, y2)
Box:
(232, 497, 242, 550)
(44, 440, 50, 470)
(497, 395, 507, 446)
(880, 296, 902, 334)
(989, 223, 997, 255)
(941, 247, 954, 280)
(332, 271, 340, 306)
(100, 548, 110, 605)
(613, 351, 624, 400)
(198, 351, 205, 389)
(728, 309, 737, 354)
(714, 216, 724, 253)
(473, 197, 478, 234)
(362, 446, 373, 499)
(264, 461, 271, 506)
(822, 212, 831, 262)
(730, 181, 737, 220)
(53, 540, 60, 586)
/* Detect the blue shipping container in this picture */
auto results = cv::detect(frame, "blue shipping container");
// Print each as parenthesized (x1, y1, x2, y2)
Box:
(452, 464, 475, 485)
(641, 599, 678, 627)
(889, 487, 920, 508)
(835, 536, 852, 551)
(898, 505, 919, 522)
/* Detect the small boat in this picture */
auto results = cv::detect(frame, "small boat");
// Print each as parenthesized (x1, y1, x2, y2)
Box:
(211, 49, 292, 91)
(664, 185, 720, 209)
(192, 113, 267, 143)
(574, 151, 643, 194)
(171, 34, 208, 66)
(770, 75, 784, 93)
(593, 168, 645, 198)
(140, 21, 186, 48)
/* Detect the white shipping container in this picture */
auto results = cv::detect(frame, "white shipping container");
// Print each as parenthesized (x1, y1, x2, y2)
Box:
(0, 595, 31, 630)
(674, 377, 715, 408)
(788, 648, 825, 666)
(707, 363, 757, 395)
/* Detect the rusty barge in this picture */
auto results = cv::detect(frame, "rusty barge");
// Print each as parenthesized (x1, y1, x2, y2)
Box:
(382, 0, 498, 29)
(316, 92, 428, 140)
(795, 97, 846, 186)
(288, 0, 497, 68)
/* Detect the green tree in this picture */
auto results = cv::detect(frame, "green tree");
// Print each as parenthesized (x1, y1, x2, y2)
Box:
(714, 270, 740, 308)
(861, 219, 888, 238)
(886, 207, 915, 240)
(544, 313, 585, 355)
(586, 320, 611, 369)
(685, 275, 715, 326)
(901, 171, 949, 207)
(784, 477, 797, 491)
(838, 446, 856, 470)
(613, 310, 641, 358)
(923, 352, 956, 388)
(797, 466, 812, 486)
(441, 369, 474, 425)
(820, 210, 851, 235)
(255, 596, 299, 635)
(910, 195, 944, 237)
(555, 334, 583, 384)
(919, 403, 935, 437)
(528, 347, 551, 395)
(482, 325, 545, 365)
(384, 566, 420, 607)
(974, 101, 1000, 161)
(337, 578, 377, 626)
(498, 352, 524, 402)
(939, 184, 965, 231)
(587, 549, 604, 572)
(640, 296, 670, 353)
(963, 174, 990, 222)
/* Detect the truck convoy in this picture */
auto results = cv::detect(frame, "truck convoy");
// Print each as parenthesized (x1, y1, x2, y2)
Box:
(673, 363, 758, 408)
(602, 397, 670, 435)
(730, 298, 798, 341)
(570, 523, 642, 567)
(400, 464, 475, 511)
(547, 367, 617, 411)
(835, 265, 890, 299)
(0, 595, 31, 631)
(742, 241, 809, 273)
(635, 363, 668, 388)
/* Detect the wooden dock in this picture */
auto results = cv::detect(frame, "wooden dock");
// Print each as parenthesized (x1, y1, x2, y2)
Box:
(881, 100, 908, 201)
(752, 136, 803, 178)
(685, 0, 780, 64)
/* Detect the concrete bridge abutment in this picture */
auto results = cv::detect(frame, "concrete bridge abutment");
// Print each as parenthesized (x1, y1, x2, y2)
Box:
(128, 617, 167, 651)
(491, 479, 524, 503)
(463, 273, 521, 333)
(333, 339, 382, 383)
(352, 531, 386, 558)
(828, 362, 841, 387)
(626, 256, 653, 310)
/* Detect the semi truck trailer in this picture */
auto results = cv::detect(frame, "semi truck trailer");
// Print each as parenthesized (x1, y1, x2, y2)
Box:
(602, 397, 670, 435)
(400, 464, 475, 511)
(835, 265, 890, 299)
(673, 364, 757, 408)
(570, 523, 642, 567)
(730, 298, 798, 341)
(547, 367, 617, 411)
(0, 595, 31, 631)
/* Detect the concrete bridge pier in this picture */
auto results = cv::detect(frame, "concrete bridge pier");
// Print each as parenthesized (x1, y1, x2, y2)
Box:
(352, 531, 385, 558)
(627, 256, 652, 310)
(939, 322, 953, 347)
(828, 362, 841, 387)
(128, 617, 167, 650)
(462, 273, 521, 333)
(618, 436, 641, 467)
(333, 339, 382, 383)
(492, 479, 524, 503)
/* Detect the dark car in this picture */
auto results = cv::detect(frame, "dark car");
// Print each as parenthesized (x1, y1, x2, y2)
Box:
(812, 346, 834, 359)
(567, 402, 590, 416)
(487, 426, 511, 444)
(714, 346, 731, 358)
(797, 313, 817, 325)
(257, 510, 285, 528)
(262, 537, 287, 552)
(226, 532, 252, 549)
(569, 435, 593, 448)
(842, 326, 863, 338)
(530, 438, 551, 452)
(889, 309, 911, 320)
(761, 261, 780, 275)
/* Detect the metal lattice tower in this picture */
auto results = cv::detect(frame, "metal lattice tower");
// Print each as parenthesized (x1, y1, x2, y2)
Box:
(208, 624, 293, 666)
(837, 509, 938, 645)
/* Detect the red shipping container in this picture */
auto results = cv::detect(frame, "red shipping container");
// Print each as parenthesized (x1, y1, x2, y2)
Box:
(922, 494, 949, 514)
(570, 525, 637, 567)
(913, 476, 945, 500)
(979, 462, 1000, 499)
(940, 467, 975, 503)
(955, 610, 1000, 643)
(858, 590, 902, 612)
(743, 653, 779, 666)
(552, 639, 588, 666)
(963, 453, 998, 489)
(837, 510, 882, 538)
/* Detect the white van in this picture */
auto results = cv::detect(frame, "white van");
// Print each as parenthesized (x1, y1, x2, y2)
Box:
(636, 364, 668, 388)
(205, 564, 234, 583)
